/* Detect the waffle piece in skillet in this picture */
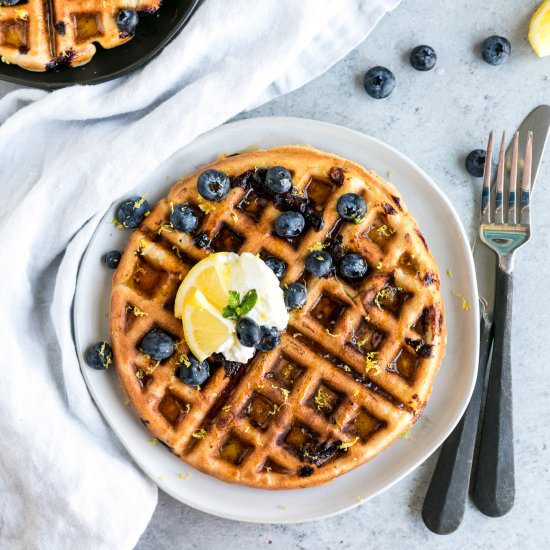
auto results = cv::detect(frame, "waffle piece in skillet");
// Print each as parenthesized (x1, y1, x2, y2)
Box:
(0, 0, 160, 71)
(110, 145, 446, 489)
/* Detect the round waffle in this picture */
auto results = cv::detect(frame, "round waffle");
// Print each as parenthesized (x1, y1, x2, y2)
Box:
(110, 145, 446, 489)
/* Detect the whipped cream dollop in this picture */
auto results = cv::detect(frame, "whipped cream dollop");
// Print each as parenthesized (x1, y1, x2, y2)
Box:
(213, 252, 289, 363)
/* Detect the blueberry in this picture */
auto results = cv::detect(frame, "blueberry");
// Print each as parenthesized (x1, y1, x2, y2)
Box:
(265, 166, 292, 194)
(117, 9, 139, 35)
(465, 149, 487, 177)
(116, 196, 150, 229)
(140, 328, 175, 361)
(197, 169, 230, 202)
(339, 253, 368, 279)
(274, 211, 305, 238)
(0, 0, 22, 4)
(305, 250, 332, 277)
(410, 45, 437, 71)
(178, 355, 210, 387)
(102, 250, 121, 269)
(170, 204, 199, 233)
(363, 66, 396, 99)
(85, 341, 113, 370)
(236, 317, 261, 347)
(481, 36, 511, 66)
(264, 256, 286, 279)
(257, 326, 281, 352)
(284, 282, 307, 310)
(337, 193, 367, 223)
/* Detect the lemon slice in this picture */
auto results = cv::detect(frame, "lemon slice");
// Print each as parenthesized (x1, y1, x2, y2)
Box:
(182, 288, 233, 362)
(174, 252, 229, 318)
(529, 1, 550, 57)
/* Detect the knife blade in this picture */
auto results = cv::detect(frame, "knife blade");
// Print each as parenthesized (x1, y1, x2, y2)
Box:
(473, 105, 550, 319)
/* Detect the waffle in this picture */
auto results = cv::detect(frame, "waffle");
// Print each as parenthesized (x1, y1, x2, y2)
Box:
(110, 145, 446, 489)
(0, 0, 160, 71)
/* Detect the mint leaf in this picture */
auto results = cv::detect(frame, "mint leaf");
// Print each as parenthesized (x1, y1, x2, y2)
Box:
(222, 306, 239, 321)
(228, 290, 240, 309)
(239, 289, 258, 316)
(223, 289, 258, 321)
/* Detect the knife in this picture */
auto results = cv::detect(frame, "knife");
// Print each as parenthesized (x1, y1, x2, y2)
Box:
(422, 105, 550, 534)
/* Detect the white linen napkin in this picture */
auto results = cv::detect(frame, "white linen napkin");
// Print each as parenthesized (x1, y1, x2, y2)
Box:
(0, 0, 400, 548)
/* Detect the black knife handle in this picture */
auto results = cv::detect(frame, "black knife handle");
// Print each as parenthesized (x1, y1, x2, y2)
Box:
(472, 268, 515, 516)
(422, 312, 493, 534)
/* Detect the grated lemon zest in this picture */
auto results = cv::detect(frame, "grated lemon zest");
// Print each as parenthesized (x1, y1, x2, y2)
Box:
(198, 198, 216, 214)
(192, 429, 208, 439)
(147, 438, 158, 445)
(222, 405, 232, 412)
(325, 329, 338, 338)
(338, 437, 360, 450)
(376, 224, 395, 238)
(446, 269, 453, 278)
(133, 195, 147, 209)
(127, 305, 147, 317)
(112, 218, 125, 230)
(308, 242, 325, 252)
(365, 352, 380, 375)
(452, 291, 470, 311)
(314, 388, 332, 410)
(177, 472, 192, 480)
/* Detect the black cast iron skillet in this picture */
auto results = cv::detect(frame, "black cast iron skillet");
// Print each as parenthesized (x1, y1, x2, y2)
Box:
(0, 0, 200, 89)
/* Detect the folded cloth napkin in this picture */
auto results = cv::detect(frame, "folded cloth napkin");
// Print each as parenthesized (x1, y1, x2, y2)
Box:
(0, 0, 400, 548)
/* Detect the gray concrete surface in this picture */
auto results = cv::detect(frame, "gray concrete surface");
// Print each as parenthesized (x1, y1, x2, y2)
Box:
(2, 0, 549, 548)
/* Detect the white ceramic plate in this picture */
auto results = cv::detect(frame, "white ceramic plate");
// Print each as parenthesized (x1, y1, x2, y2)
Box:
(74, 117, 479, 523)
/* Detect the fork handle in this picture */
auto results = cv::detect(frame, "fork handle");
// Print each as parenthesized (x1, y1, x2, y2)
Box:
(472, 267, 515, 516)
(421, 313, 493, 534)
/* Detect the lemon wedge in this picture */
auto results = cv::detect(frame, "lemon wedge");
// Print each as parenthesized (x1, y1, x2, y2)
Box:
(174, 252, 229, 318)
(529, 1, 550, 57)
(182, 288, 233, 362)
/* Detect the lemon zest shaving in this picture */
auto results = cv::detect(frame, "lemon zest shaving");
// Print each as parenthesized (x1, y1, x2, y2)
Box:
(222, 405, 232, 412)
(197, 198, 216, 214)
(192, 429, 208, 439)
(15, 9, 28, 19)
(179, 353, 191, 368)
(177, 472, 192, 480)
(157, 223, 174, 235)
(279, 388, 290, 403)
(147, 438, 158, 445)
(133, 195, 147, 209)
(325, 328, 338, 338)
(338, 437, 360, 450)
(265, 466, 272, 473)
(112, 217, 125, 230)
(127, 305, 147, 317)
(446, 269, 453, 278)
(376, 224, 395, 238)
(400, 429, 413, 440)
(313, 388, 332, 410)
(452, 291, 470, 311)
(308, 242, 325, 252)
(365, 352, 380, 375)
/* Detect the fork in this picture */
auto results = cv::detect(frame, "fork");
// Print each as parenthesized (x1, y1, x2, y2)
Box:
(471, 130, 533, 516)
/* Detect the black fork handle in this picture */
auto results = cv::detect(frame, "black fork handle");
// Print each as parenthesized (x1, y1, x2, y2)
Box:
(472, 267, 515, 516)
(422, 312, 493, 534)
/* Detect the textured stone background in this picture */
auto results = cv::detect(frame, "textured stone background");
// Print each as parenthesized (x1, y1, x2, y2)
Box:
(2, 0, 548, 548)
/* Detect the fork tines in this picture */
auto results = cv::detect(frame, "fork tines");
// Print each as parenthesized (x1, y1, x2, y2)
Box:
(481, 130, 533, 226)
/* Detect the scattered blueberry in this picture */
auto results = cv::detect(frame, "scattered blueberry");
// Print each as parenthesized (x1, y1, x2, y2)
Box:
(116, 196, 150, 229)
(305, 250, 332, 277)
(0, 0, 22, 4)
(178, 355, 210, 387)
(337, 193, 367, 223)
(197, 169, 230, 202)
(465, 149, 487, 177)
(257, 326, 281, 352)
(264, 256, 286, 279)
(102, 250, 121, 269)
(339, 253, 368, 279)
(140, 328, 175, 361)
(284, 282, 307, 310)
(363, 66, 396, 99)
(274, 211, 305, 238)
(170, 204, 199, 233)
(85, 341, 113, 370)
(236, 317, 261, 347)
(481, 35, 511, 66)
(410, 45, 437, 71)
(265, 166, 293, 194)
(117, 9, 139, 35)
